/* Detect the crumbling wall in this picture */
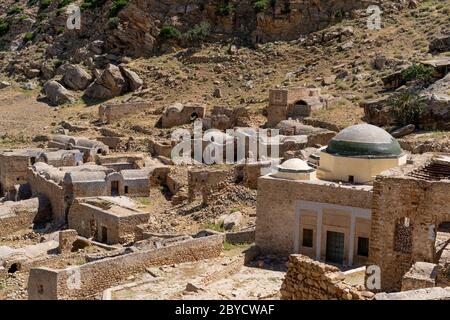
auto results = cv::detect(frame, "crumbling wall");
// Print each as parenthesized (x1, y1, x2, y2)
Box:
(27, 167, 66, 223)
(28, 234, 224, 300)
(0, 197, 51, 237)
(281, 254, 372, 300)
(98, 102, 151, 123)
(369, 161, 450, 292)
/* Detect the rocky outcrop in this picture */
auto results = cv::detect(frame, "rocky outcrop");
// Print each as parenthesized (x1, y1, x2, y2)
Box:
(120, 66, 143, 91)
(84, 64, 127, 100)
(429, 30, 450, 53)
(43, 80, 75, 106)
(62, 64, 93, 91)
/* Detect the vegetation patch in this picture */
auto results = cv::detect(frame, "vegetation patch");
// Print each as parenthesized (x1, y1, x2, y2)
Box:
(391, 91, 426, 127)
(216, 2, 234, 16)
(401, 64, 434, 83)
(109, 0, 128, 18)
(0, 19, 10, 37)
(8, 6, 24, 15)
(184, 21, 211, 43)
(58, 0, 73, 8)
(158, 25, 181, 40)
(40, 0, 52, 9)
(254, 0, 275, 13)
(108, 17, 120, 29)
(23, 31, 34, 42)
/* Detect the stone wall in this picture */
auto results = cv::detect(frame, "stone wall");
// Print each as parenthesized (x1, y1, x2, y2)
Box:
(368, 156, 450, 292)
(375, 287, 450, 300)
(98, 102, 151, 123)
(28, 234, 224, 300)
(27, 167, 66, 223)
(0, 197, 51, 237)
(256, 176, 372, 254)
(281, 254, 373, 300)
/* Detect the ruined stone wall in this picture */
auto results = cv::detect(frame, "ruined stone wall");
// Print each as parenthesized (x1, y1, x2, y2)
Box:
(369, 172, 450, 292)
(68, 200, 149, 244)
(28, 234, 224, 300)
(281, 254, 372, 300)
(256, 176, 372, 254)
(98, 102, 151, 123)
(0, 155, 30, 193)
(0, 197, 51, 237)
(27, 168, 66, 223)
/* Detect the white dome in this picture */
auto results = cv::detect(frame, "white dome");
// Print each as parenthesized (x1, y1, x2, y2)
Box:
(278, 158, 314, 172)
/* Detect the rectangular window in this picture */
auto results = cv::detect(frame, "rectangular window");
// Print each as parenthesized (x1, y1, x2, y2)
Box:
(357, 237, 369, 257)
(348, 175, 354, 183)
(302, 229, 313, 248)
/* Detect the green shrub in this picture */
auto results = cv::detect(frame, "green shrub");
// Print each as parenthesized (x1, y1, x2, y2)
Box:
(8, 6, 24, 15)
(158, 25, 181, 40)
(184, 21, 211, 43)
(58, 0, 72, 8)
(401, 64, 434, 83)
(0, 19, 10, 37)
(80, 0, 102, 10)
(204, 222, 225, 232)
(254, 0, 270, 12)
(23, 31, 34, 42)
(53, 59, 64, 69)
(57, 26, 65, 34)
(107, 16, 120, 29)
(40, 0, 52, 9)
(109, 0, 128, 17)
(216, 2, 233, 16)
(27, 0, 39, 7)
(391, 92, 426, 126)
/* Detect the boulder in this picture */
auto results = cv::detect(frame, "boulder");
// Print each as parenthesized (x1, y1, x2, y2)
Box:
(62, 64, 93, 90)
(84, 64, 126, 99)
(222, 211, 243, 231)
(391, 124, 415, 138)
(120, 66, 143, 91)
(44, 80, 75, 106)
(429, 31, 450, 53)
(0, 81, 11, 89)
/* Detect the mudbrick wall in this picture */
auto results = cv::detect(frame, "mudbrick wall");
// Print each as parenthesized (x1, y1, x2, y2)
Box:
(281, 254, 373, 300)
(368, 159, 450, 292)
(27, 234, 224, 300)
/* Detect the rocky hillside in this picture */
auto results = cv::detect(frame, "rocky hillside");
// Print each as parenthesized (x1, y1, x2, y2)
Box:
(0, 0, 448, 149)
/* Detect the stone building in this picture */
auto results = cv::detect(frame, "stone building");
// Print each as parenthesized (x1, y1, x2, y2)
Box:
(0, 148, 44, 200)
(368, 154, 450, 292)
(266, 87, 329, 127)
(68, 197, 150, 244)
(36, 149, 84, 167)
(47, 135, 109, 162)
(161, 102, 205, 128)
(28, 162, 155, 223)
(256, 124, 409, 267)
(317, 124, 408, 184)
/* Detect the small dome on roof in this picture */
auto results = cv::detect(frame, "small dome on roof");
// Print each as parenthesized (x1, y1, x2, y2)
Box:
(326, 124, 403, 158)
(277, 158, 314, 173)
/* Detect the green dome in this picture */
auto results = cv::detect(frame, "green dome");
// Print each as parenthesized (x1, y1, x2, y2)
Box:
(325, 124, 403, 158)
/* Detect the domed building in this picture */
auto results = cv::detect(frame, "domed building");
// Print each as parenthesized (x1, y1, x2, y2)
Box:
(317, 124, 407, 184)
(272, 158, 316, 180)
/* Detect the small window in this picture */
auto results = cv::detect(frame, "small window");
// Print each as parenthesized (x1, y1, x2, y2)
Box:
(302, 229, 313, 248)
(124, 186, 129, 194)
(357, 237, 369, 257)
(348, 175, 354, 183)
